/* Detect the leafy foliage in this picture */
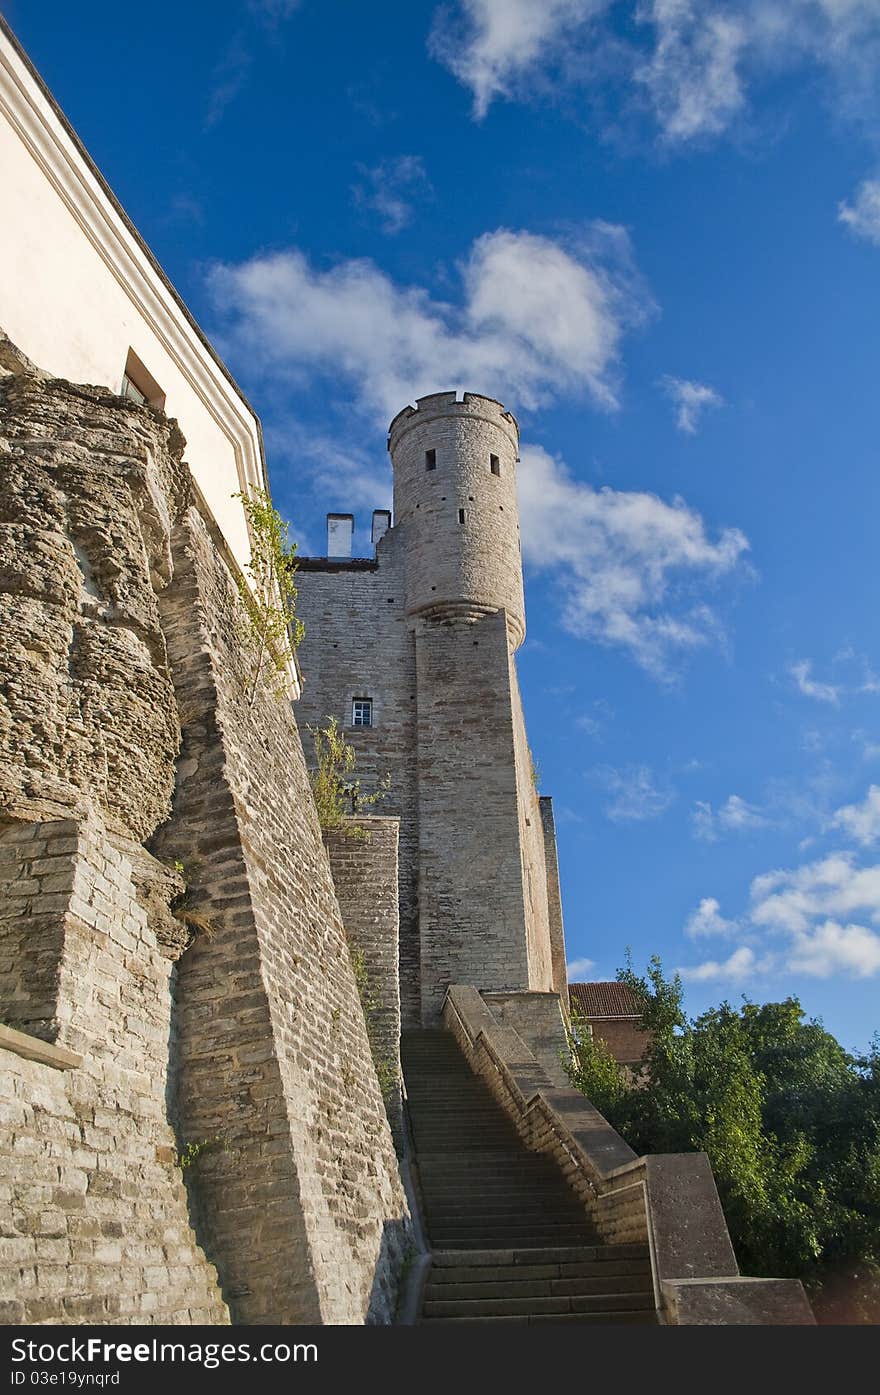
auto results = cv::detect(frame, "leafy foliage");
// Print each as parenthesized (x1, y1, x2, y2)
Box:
(308, 715, 389, 839)
(234, 488, 304, 708)
(177, 1135, 226, 1170)
(349, 945, 398, 1105)
(565, 956, 880, 1319)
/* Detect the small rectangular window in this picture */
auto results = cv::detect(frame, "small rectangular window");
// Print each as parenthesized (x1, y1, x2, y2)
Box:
(352, 698, 373, 728)
(120, 348, 165, 410)
(458, 508, 465, 524)
(490, 454, 500, 476)
(425, 449, 436, 470)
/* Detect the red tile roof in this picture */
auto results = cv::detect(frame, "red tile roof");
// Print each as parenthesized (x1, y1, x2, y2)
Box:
(568, 981, 642, 1019)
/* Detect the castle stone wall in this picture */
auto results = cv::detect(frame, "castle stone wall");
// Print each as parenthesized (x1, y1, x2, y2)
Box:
(389, 392, 525, 644)
(508, 655, 554, 992)
(0, 343, 410, 1326)
(152, 506, 411, 1324)
(539, 797, 568, 997)
(325, 818, 402, 1140)
(414, 609, 530, 1021)
(0, 337, 184, 843)
(0, 812, 228, 1325)
(294, 531, 420, 1024)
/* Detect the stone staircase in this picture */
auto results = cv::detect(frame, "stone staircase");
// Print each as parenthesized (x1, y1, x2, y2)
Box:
(402, 1028, 656, 1324)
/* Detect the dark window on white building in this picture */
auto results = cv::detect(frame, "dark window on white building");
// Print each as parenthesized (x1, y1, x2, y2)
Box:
(490, 454, 500, 476)
(120, 348, 166, 410)
(352, 698, 373, 727)
(425, 449, 436, 470)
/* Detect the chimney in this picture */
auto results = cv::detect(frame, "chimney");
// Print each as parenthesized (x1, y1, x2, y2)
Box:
(371, 509, 391, 549)
(326, 513, 353, 558)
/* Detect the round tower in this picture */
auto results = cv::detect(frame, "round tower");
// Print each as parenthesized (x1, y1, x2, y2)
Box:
(387, 391, 525, 648)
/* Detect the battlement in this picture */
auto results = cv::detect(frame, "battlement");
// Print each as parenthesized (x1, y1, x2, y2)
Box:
(388, 390, 519, 455)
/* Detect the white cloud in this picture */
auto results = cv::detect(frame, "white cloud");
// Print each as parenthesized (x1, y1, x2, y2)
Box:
(659, 375, 724, 434)
(429, 0, 605, 120)
(519, 444, 748, 674)
(430, 0, 880, 145)
(636, 1, 747, 144)
(680, 843, 880, 984)
(685, 896, 739, 938)
(594, 764, 674, 821)
(790, 659, 840, 705)
(842, 181, 880, 246)
(750, 851, 880, 934)
(692, 793, 768, 841)
(839, 178, 880, 245)
(853, 730, 880, 762)
(679, 945, 759, 981)
(787, 919, 880, 978)
(567, 956, 597, 978)
(832, 785, 880, 846)
(352, 156, 431, 235)
(208, 225, 646, 420)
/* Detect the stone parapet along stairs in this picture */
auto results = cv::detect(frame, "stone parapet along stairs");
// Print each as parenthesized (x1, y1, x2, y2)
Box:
(402, 1028, 656, 1324)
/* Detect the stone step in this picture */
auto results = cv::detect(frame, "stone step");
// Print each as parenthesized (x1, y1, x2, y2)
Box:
(416, 1155, 553, 1170)
(428, 1259, 652, 1285)
(422, 1292, 656, 1319)
(430, 1244, 650, 1265)
(428, 1233, 598, 1250)
(425, 1275, 653, 1301)
(427, 1215, 590, 1234)
(423, 1196, 586, 1214)
(421, 1310, 657, 1325)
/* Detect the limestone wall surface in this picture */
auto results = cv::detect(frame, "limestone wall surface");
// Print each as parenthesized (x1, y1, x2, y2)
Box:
(414, 609, 531, 1021)
(508, 656, 554, 992)
(0, 813, 228, 1326)
(294, 531, 420, 1025)
(325, 818, 402, 1140)
(538, 797, 568, 997)
(0, 341, 410, 1326)
(389, 392, 525, 644)
(152, 505, 411, 1324)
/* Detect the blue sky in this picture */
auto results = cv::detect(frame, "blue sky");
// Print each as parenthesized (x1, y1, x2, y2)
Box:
(9, 0, 880, 1051)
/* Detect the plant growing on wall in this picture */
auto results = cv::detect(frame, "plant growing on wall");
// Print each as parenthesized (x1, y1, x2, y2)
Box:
(308, 715, 389, 839)
(234, 487, 304, 708)
(349, 944, 398, 1104)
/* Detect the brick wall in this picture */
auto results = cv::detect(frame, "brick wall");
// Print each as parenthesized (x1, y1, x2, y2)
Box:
(588, 1017, 652, 1067)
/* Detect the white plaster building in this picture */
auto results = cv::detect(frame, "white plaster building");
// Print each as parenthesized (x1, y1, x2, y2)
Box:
(0, 17, 264, 581)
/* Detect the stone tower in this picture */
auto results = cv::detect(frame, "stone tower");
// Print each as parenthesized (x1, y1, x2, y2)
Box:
(388, 391, 524, 644)
(295, 391, 568, 1024)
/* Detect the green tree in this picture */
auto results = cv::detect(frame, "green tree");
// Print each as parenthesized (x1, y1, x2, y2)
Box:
(308, 715, 389, 839)
(565, 958, 880, 1320)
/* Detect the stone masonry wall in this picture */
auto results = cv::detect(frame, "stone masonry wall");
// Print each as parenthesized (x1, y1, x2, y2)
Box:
(0, 346, 227, 1323)
(539, 797, 568, 997)
(0, 341, 410, 1326)
(0, 336, 184, 843)
(325, 818, 402, 1141)
(294, 529, 420, 1024)
(414, 608, 530, 1021)
(151, 507, 411, 1324)
(508, 656, 554, 992)
(0, 812, 228, 1325)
